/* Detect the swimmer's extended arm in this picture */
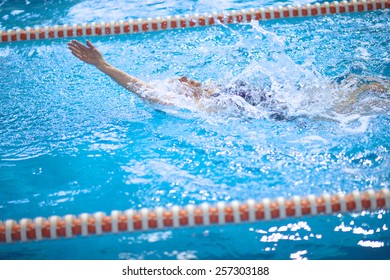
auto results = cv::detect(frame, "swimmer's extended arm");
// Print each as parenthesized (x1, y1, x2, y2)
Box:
(67, 40, 169, 105)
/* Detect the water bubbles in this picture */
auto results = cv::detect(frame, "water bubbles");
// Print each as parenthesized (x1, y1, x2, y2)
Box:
(31, 167, 42, 175)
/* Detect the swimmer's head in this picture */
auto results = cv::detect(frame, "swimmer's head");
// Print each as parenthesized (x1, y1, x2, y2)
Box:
(178, 76, 204, 99)
(178, 76, 220, 99)
(178, 76, 201, 87)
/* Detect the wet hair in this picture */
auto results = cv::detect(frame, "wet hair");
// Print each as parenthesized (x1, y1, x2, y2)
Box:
(221, 80, 268, 106)
(221, 80, 289, 120)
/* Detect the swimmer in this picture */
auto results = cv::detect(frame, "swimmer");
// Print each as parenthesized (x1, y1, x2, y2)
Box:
(67, 40, 272, 109)
(68, 40, 388, 117)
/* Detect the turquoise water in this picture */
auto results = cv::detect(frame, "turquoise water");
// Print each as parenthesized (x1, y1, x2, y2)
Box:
(0, 0, 389, 259)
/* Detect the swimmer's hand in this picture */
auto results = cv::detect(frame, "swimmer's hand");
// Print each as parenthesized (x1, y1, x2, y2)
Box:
(67, 40, 105, 67)
(67, 39, 166, 105)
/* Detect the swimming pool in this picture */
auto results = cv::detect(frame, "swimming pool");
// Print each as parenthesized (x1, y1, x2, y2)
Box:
(0, 0, 389, 259)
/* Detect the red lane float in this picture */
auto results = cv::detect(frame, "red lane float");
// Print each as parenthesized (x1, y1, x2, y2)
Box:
(1, 0, 389, 43)
(0, 188, 389, 243)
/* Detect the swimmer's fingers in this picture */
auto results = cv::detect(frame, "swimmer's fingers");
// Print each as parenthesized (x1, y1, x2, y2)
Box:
(67, 44, 82, 56)
(67, 42, 85, 55)
(70, 50, 84, 61)
(70, 40, 89, 51)
(68, 40, 104, 65)
(86, 40, 97, 50)
(68, 43, 87, 61)
(67, 40, 81, 50)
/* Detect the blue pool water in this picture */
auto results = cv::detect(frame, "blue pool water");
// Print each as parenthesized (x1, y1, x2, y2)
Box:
(0, 0, 389, 259)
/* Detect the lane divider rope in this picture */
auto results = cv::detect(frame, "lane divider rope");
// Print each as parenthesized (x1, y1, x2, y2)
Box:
(1, 0, 389, 43)
(0, 188, 389, 243)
